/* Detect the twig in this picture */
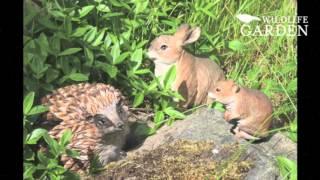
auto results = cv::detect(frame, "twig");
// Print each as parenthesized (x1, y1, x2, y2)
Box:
(129, 107, 153, 112)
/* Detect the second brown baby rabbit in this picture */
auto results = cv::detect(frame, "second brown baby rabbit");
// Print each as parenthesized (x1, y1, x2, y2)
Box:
(208, 80, 273, 141)
(148, 24, 225, 108)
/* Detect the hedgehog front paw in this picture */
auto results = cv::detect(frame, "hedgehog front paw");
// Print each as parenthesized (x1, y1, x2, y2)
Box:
(97, 145, 127, 166)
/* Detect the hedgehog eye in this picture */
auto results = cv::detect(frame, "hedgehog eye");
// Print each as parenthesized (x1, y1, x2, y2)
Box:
(216, 88, 221, 92)
(98, 119, 105, 125)
(160, 44, 168, 50)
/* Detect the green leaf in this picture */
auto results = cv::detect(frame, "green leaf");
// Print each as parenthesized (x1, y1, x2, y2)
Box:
(163, 65, 177, 90)
(131, 48, 143, 62)
(58, 48, 82, 56)
(172, 91, 185, 101)
(71, 26, 91, 37)
(23, 35, 32, 45)
(136, 40, 148, 48)
(69, 73, 89, 81)
(23, 163, 36, 179)
(26, 128, 47, 144)
(47, 158, 59, 169)
(200, 8, 215, 18)
(164, 107, 186, 119)
(287, 131, 297, 142)
(38, 16, 58, 30)
(43, 134, 61, 156)
(290, 120, 297, 132)
(37, 151, 49, 166)
(24, 2, 39, 26)
(287, 78, 297, 93)
(161, 20, 178, 28)
(60, 129, 72, 147)
(45, 68, 60, 83)
(84, 27, 97, 43)
(133, 123, 153, 137)
(66, 149, 80, 158)
(64, 17, 73, 35)
(28, 105, 49, 115)
(38, 33, 49, 56)
(23, 127, 28, 145)
(49, 35, 61, 54)
(49, 10, 66, 18)
(121, 31, 131, 41)
(154, 111, 164, 123)
(102, 12, 124, 18)
(114, 52, 130, 65)
(105, 64, 119, 78)
(95, 61, 118, 78)
(228, 40, 244, 51)
(131, 48, 143, 70)
(147, 80, 158, 92)
(63, 170, 81, 180)
(79, 5, 95, 18)
(84, 47, 94, 66)
(109, 0, 123, 7)
(42, 83, 55, 92)
(96, 4, 110, 12)
(134, 69, 151, 75)
(24, 146, 34, 161)
(133, 93, 144, 107)
(134, 0, 149, 14)
(211, 102, 225, 112)
(104, 34, 112, 48)
(92, 29, 106, 46)
(111, 44, 121, 63)
(23, 92, 35, 115)
(276, 156, 297, 180)
(29, 58, 49, 79)
(167, 118, 174, 126)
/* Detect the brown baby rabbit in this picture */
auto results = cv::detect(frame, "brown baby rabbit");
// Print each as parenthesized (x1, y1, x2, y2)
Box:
(208, 80, 273, 141)
(148, 24, 225, 108)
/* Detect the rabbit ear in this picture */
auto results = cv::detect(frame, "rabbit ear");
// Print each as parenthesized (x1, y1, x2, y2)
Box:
(174, 24, 191, 39)
(182, 27, 201, 45)
(174, 24, 201, 45)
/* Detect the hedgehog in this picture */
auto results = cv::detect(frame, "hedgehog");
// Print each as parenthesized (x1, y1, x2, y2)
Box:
(40, 83, 130, 173)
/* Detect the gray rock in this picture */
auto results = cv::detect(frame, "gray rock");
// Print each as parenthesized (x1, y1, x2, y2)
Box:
(128, 108, 297, 179)
(129, 108, 234, 154)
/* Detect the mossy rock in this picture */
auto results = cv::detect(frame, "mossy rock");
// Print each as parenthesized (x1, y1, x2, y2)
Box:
(86, 140, 253, 180)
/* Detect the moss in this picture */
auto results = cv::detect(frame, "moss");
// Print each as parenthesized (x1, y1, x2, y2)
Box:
(84, 140, 253, 180)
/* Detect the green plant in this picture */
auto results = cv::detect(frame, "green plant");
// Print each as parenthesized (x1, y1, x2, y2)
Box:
(23, 0, 185, 126)
(276, 156, 297, 180)
(23, 92, 80, 180)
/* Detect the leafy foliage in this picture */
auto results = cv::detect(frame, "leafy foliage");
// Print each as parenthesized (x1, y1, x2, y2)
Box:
(24, 0, 185, 128)
(23, 92, 80, 180)
(276, 156, 297, 180)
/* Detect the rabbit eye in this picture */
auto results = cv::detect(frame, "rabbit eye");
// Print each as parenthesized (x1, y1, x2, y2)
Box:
(160, 45, 168, 50)
(216, 88, 221, 92)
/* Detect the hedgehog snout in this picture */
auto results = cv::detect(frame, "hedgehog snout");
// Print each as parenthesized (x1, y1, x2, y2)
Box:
(115, 122, 124, 129)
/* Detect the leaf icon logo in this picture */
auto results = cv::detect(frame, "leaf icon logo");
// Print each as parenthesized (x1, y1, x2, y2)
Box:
(236, 14, 261, 24)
